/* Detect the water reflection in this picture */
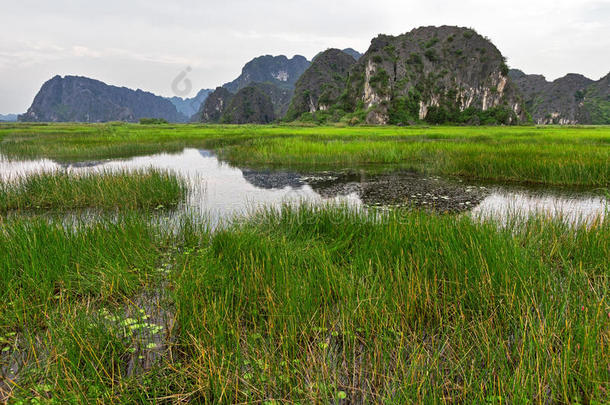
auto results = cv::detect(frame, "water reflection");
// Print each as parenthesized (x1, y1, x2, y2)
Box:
(0, 149, 606, 226)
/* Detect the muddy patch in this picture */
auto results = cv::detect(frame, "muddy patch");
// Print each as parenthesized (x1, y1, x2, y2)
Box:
(305, 171, 489, 212)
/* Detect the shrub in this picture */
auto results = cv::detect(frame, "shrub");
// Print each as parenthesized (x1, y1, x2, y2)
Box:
(139, 118, 168, 124)
(424, 49, 438, 62)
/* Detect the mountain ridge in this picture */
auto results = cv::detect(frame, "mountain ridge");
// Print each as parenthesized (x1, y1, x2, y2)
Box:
(20, 75, 187, 123)
(223, 55, 311, 93)
(509, 69, 609, 124)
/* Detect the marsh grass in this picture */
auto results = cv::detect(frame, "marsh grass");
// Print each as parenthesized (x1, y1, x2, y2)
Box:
(172, 205, 609, 403)
(0, 122, 608, 403)
(0, 214, 184, 402)
(2, 207, 608, 403)
(1, 123, 608, 186)
(0, 169, 186, 212)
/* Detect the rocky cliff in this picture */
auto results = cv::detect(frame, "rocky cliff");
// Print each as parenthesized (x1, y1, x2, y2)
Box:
(220, 85, 276, 124)
(578, 73, 610, 124)
(343, 26, 527, 124)
(195, 87, 234, 123)
(19, 76, 187, 123)
(223, 55, 310, 93)
(286, 49, 357, 121)
(247, 82, 293, 118)
(510, 69, 609, 124)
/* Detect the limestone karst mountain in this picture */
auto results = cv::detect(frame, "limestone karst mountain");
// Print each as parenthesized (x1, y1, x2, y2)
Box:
(510, 69, 609, 124)
(19, 75, 186, 123)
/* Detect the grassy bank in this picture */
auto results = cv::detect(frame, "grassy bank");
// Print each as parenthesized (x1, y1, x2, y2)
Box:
(0, 214, 184, 403)
(4, 206, 607, 403)
(1, 123, 609, 186)
(172, 205, 609, 403)
(0, 169, 186, 212)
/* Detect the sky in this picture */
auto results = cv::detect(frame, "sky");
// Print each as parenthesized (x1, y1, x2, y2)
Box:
(1, 0, 609, 114)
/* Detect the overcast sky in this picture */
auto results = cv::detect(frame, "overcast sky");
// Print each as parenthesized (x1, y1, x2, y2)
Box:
(1, 0, 609, 113)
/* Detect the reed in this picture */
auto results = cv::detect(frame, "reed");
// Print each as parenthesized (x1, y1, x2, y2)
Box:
(0, 169, 186, 212)
(1, 123, 608, 186)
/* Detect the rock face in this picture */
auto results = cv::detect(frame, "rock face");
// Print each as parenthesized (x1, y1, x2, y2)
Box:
(247, 82, 294, 118)
(19, 75, 186, 123)
(198, 83, 292, 124)
(578, 73, 610, 124)
(223, 55, 311, 93)
(341, 48, 363, 61)
(343, 26, 527, 124)
(510, 69, 609, 124)
(220, 84, 276, 124)
(167, 88, 213, 119)
(286, 49, 357, 121)
(195, 87, 234, 123)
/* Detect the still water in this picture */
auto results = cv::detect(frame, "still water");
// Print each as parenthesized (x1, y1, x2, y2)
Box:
(0, 148, 606, 226)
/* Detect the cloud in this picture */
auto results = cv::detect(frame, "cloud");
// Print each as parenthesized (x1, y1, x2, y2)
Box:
(0, 0, 608, 112)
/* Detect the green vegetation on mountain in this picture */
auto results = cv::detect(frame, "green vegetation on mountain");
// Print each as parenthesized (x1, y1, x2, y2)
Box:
(579, 73, 610, 124)
(195, 87, 234, 123)
(285, 49, 358, 122)
(220, 85, 276, 124)
(340, 26, 526, 125)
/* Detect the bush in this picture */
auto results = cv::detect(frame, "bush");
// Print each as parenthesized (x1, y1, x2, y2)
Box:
(139, 118, 168, 124)
(424, 49, 438, 62)
(388, 92, 421, 125)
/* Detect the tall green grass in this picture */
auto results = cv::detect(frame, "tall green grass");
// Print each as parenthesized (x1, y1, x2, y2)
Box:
(0, 169, 186, 212)
(1, 123, 608, 186)
(0, 214, 203, 403)
(3, 207, 608, 403)
(173, 205, 609, 403)
(0, 215, 170, 330)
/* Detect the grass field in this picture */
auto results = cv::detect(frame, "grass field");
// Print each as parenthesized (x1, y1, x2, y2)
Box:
(0, 169, 186, 212)
(0, 123, 608, 403)
(1, 207, 608, 403)
(0, 123, 609, 186)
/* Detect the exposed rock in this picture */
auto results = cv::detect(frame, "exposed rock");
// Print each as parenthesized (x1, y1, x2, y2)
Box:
(220, 85, 276, 124)
(343, 26, 527, 124)
(510, 69, 609, 124)
(248, 82, 294, 118)
(578, 72, 610, 124)
(19, 75, 187, 123)
(196, 87, 234, 123)
(285, 49, 357, 121)
(223, 55, 310, 93)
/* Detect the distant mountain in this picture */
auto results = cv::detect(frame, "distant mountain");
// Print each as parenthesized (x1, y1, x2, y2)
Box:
(195, 87, 234, 123)
(167, 88, 213, 118)
(198, 82, 292, 124)
(0, 114, 18, 122)
(509, 69, 609, 124)
(223, 55, 310, 93)
(220, 85, 276, 124)
(19, 75, 187, 123)
(341, 48, 363, 60)
(314, 48, 363, 61)
(286, 48, 358, 121)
